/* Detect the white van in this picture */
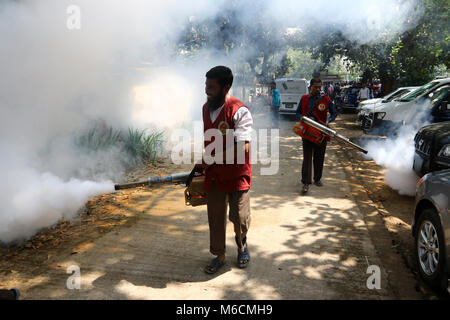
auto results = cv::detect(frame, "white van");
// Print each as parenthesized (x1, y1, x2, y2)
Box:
(275, 78, 309, 115)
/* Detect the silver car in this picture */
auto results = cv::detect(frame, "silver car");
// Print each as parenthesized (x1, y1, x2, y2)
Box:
(412, 169, 450, 293)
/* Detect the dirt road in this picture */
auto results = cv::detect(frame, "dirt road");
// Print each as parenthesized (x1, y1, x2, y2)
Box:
(0, 107, 430, 299)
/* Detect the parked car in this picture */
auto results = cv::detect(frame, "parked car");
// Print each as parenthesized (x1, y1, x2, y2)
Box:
(365, 77, 450, 135)
(358, 86, 418, 131)
(396, 79, 450, 126)
(335, 85, 359, 112)
(275, 78, 309, 116)
(412, 169, 450, 293)
(357, 86, 418, 114)
(413, 121, 450, 177)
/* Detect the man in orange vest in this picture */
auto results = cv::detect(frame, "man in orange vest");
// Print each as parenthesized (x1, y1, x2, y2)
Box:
(195, 66, 253, 274)
(296, 78, 337, 194)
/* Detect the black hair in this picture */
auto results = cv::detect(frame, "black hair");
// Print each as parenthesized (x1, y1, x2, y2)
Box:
(310, 78, 322, 86)
(206, 66, 233, 88)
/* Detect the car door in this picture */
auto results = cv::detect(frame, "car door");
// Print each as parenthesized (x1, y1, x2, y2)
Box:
(404, 84, 450, 126)
(429, 85, 450, 123)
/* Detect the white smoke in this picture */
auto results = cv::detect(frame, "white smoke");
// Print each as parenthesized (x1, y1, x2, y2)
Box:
(364, 125, 420, 196)
(0, 0, 423, 243)
(0, 164, 113, 244)
(0, 0, 218, 244)
(266, 0, 422, 44)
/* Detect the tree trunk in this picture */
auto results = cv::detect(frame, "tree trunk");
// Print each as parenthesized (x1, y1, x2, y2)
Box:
(379, 76, 396, 96)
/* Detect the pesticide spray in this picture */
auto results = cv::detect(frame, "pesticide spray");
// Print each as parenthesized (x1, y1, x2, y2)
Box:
(363, 125, 420, 196)
(362, 98, 437, 196)
(0, 0, 423, 244)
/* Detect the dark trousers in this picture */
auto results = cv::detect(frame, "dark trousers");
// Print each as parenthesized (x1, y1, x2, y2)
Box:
(0, 289, 17, 300)
(270, 105, 279, 128)
(301, 139, 327, 184)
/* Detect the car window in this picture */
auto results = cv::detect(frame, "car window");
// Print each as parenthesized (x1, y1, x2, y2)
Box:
(390, 89, 416, 102)
(385, 89, 408, 101)
(429, 85, 450, 108)
(397, 81, 439, 102)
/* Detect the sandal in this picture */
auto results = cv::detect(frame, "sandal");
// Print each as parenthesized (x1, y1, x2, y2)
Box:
(301, 184, 309, 194)
(235, 235, 250, 268)
(204, 257, 225, 274)
(237, 246, 250, 268)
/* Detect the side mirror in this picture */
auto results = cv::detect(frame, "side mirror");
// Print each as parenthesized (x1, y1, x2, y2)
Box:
(440, 100, 450, 112)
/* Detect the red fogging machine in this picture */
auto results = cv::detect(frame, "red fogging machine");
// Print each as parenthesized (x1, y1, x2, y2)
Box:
(293, 116, 368, 154)
(114, 167, 207, 207)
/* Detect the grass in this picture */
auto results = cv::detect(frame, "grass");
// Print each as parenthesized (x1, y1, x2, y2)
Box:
(123, 128, 165, 166)
(77, 127, 122, 151)
(76, 124, 165, 167)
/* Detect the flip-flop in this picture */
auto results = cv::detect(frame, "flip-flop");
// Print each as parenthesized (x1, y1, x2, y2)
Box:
(237, 246, 250, 268)
(204, 257, 225, 274)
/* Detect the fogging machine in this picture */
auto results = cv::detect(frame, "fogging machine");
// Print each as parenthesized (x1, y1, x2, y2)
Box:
(114, 167, 207, 207)
(293, 116, 368, 154)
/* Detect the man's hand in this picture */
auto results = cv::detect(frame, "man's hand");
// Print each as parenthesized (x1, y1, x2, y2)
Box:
(194, 162, 209, 171)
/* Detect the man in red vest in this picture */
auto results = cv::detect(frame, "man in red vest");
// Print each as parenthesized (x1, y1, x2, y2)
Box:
(295, 78, 337, 194)
(195, 66, 253, 274)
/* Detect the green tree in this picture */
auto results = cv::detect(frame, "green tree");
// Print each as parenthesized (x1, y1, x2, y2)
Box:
(308, 0, 449, 94)
(177, 1, 292, 83)
(393, 0, 450, 85)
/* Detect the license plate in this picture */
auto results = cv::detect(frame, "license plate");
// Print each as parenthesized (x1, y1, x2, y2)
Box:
(413, 152, 424, 172)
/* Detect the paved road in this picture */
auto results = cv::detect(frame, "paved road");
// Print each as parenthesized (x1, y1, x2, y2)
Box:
(17, 110, 421, 299)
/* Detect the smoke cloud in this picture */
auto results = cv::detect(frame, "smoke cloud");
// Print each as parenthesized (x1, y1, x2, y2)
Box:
(363, 91, 439, 196)
(363, 124, 420, 196)
(266, 0, 422, 44)
(0, 0, 423, 243)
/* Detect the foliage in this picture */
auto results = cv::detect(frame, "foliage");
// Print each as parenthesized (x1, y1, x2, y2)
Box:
(77, 125, 165, 167)
(308, 0, 449, 92)
(177, 0, 448, 92)
(284, 48, 324, 79)
(393, 0, 450, 85)
(123, 128, 164, 166)
(177, 1, 293, 83)
(77, 126, 122, 151)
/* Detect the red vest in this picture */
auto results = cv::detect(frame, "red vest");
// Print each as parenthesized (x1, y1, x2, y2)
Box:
(202, 96, 252, 192)
(300, 94, 330, 125)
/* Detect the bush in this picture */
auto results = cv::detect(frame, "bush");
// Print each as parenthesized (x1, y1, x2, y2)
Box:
(76, 124, 165, 167)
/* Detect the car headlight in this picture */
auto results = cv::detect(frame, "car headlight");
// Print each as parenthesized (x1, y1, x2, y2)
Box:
(369, 112, 386, 120)
(438, 144, 450, 158)
(374, 112, 386, 120)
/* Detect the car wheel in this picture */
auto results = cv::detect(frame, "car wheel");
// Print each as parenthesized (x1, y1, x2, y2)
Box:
(414, 208, 448, 292)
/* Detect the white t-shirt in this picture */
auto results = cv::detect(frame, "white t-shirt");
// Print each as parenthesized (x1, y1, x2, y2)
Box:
(358, 87, 371, 100)
(209, 105, 253, 142)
